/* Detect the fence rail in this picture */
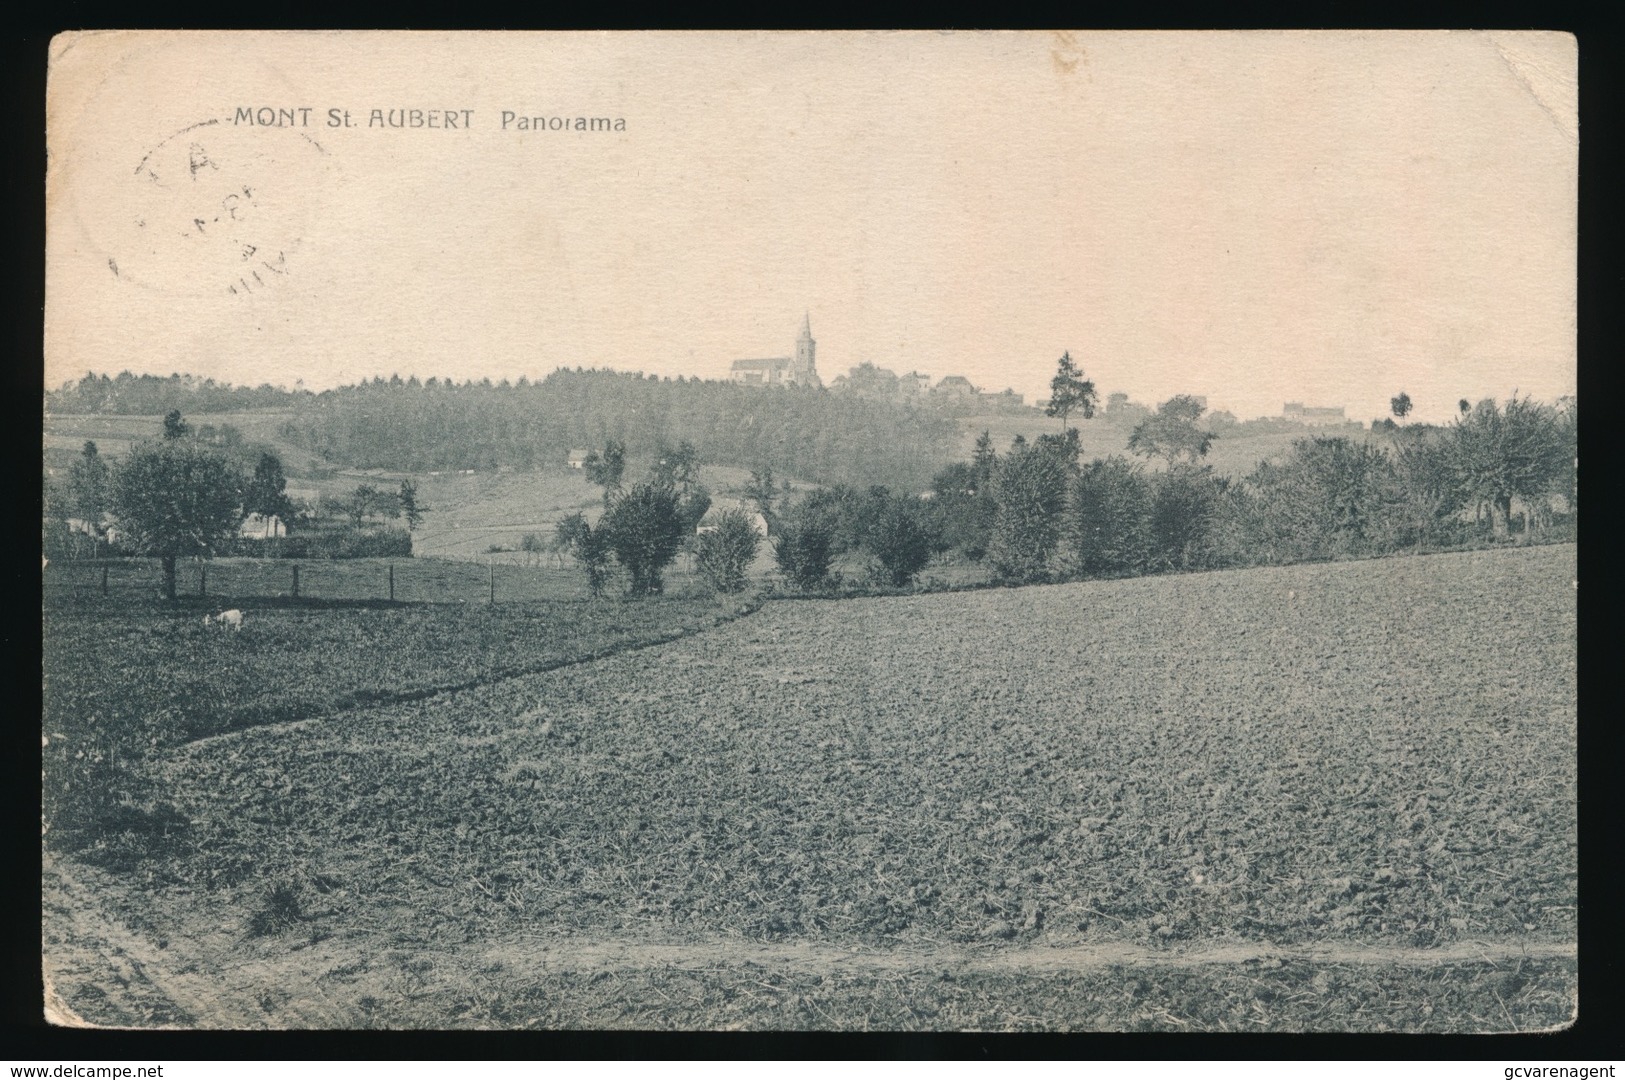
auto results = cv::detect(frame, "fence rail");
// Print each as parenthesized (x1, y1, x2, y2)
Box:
(38, 556, 713, 606)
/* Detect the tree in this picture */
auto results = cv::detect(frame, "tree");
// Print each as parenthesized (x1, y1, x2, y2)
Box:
(744, 466, 779, 529)
(694, 509, 761, 593)
(985, 439, 1071, 582)
(1446, 395, 1570, 537)
(1149, 466, 1226, 572)
(110, 439, 243, 600)
(1045, 351, 1098, 433)
(676, 484, 713, 535)
(773, 513, 837, 589)
(554, 512, 613, 596)
(1390, 392, 1413, 421)
(1128, 396, 1215, 465)
(162, 409, 190, 441)
(243, 452, 295, 527)
(600, 480, 687, 596)
(972, 430, 997, 486)
(66, 441, 111, 549)
(397, 479, 423, 531)
(929, 461, 995, 560)
(865, 496, 934, 587)
(1386, 429, 1464, 551)
(582, 440, 626, 497)
(653, 440, 701, 490)
(342, 483, 387, 527)
(1066, 456, 1153, 578)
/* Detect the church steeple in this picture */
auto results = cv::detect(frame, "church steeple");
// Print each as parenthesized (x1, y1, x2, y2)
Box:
(792, 312, 820, 387)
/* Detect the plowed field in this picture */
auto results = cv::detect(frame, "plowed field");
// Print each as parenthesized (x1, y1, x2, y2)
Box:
(43, 544, 1578, 1031)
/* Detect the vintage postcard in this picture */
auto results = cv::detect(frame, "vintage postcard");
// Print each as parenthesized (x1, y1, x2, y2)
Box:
(42, 30, 1576, 1031)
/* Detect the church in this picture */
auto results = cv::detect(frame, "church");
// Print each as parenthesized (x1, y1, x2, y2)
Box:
(728, 314, 823, 388)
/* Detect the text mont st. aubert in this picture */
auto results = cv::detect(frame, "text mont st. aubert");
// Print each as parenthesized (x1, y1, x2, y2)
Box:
(232, 107, 627, 132)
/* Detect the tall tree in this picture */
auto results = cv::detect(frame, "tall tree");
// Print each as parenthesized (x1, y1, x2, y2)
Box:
(582, 440, 626, 498)
(243, 452, 295, 527)
(66, 441, 111, 541)
(1390, 392, 1413, 421)
(1044, 351, 1098, 434)
(744, 466, 778, 528)
(110, 438, 243, 600)
(1128, 395, 1216, 466)
(972, 430, 996, 485)
(397, 479, 423, 531)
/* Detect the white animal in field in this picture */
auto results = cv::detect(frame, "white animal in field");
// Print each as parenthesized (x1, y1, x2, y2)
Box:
(204, 609, 245, 631)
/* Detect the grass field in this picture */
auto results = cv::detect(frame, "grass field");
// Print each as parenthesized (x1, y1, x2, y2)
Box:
(41, 545, 1576, 1031)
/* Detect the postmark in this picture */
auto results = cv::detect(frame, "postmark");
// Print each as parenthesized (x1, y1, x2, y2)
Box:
(67, 113, 340, 301)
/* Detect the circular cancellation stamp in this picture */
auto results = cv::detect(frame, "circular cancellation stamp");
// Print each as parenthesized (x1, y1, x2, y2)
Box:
(69, 114, 341, 301)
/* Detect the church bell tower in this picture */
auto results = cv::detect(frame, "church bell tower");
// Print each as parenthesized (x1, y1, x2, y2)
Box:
(793, 312, 819, 386)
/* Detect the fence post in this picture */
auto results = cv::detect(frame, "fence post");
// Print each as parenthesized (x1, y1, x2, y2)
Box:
(490, 560, 496, 605)
(389, 563, 395, 602)
(292, 564, 301, 598)
(101, 565, 109, 596)
(200, 564, 207, 597)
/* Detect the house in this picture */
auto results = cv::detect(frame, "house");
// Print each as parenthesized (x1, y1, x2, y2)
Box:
(978, 388, 1025, 411)
(567, 448, 592, 469)
(729, 314, 822, 388)
(239, 513, 288, 539)
(898, 372, 932, 398)
(1283, 402, 1347, 426)
(932, 375, 979, 399)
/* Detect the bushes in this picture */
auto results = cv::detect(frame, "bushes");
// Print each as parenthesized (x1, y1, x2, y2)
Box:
(865, 497, 934, 587)
(773, 516, 838, 589)
(601, 481, 687, 596)
(213, 526, 412, 559)
(694, 510, 761, 594)
(1066, 457, 1153, 578)
(986, 440, 1070, 583)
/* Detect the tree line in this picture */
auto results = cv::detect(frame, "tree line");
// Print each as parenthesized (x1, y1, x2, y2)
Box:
(273, 368, 961, 492)
(716, 364, 1577, 593)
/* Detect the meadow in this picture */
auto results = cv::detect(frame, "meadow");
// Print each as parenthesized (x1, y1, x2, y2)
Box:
(41, 544, 1576, 1031)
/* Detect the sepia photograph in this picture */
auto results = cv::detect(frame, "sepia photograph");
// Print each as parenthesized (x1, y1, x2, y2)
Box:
(41, 30, 1577, 1032)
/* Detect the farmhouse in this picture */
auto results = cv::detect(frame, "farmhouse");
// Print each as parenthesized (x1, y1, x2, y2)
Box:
(567, 448, 592, 469)
(729, 314, 822, 388)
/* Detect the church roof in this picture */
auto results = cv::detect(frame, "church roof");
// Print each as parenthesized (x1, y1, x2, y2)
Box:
(799, 312, 812, 338)
(731, 357, 791, 371)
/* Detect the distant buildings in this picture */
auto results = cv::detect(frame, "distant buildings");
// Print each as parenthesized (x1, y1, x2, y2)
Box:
(729, 314, 822, 388)
(1105, 392, 1151, 422)
(1283, 402, 1347, 426)
(931, 375, 979, 400)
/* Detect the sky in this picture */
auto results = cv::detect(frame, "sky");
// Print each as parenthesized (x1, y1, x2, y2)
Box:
(46, 31, 1576, 425)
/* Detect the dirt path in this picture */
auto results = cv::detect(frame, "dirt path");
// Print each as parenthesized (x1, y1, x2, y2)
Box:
(43, 855, 1574, 1030)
